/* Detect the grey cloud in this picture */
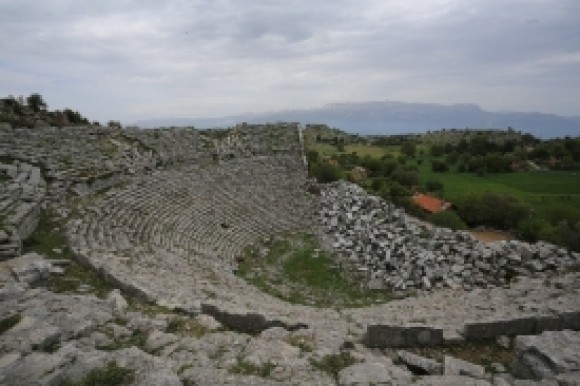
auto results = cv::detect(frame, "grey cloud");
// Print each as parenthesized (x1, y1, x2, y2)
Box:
(0, 0, 578, 123)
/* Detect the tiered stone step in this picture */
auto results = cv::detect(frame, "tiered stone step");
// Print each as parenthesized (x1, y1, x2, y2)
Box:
(67, 156, 319, 320)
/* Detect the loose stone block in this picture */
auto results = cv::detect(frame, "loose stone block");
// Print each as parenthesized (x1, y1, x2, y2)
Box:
(365, 325, 443, 348)
(534, 314, 562, 333)
(512, 330, 580, 381)
(398, 350, 443, 375)
(444, 355, 485, 378)
(463, 317, 536, 341)
(560, 311, 580, 330)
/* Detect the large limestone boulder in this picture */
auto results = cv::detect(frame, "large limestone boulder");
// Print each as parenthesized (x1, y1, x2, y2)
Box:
(512, 329, 580, 381)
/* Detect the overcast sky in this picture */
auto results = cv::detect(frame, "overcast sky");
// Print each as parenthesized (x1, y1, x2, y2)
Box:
(1, 0, 579, 124)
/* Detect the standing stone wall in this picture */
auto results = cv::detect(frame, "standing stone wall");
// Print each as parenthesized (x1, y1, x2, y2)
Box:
(0, 161, 46, 259)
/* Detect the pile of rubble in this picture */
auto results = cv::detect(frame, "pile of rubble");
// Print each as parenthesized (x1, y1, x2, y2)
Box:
(318, 181, 580, 291)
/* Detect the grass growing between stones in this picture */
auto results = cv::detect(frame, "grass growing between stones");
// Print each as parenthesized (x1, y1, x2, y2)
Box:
(237, 233, 391, 308)
(166, 316, 211, 338)
(396, 340, 515, 373)
(59, 361, 135, 386)
(230, 357, 276, 378)
(23, 210, 115, 298)
(0, 313, 21, 335)
(96, 330, 148, 352)
(310, 351, 356, 382)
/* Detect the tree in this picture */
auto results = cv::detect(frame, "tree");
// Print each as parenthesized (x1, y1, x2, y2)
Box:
(401, 142, 417, 158)
(64, 109, 89, 125)
(26, 93, 47, 112)
(456, 192, 530, 230)
(431, 160, 449, 173)
(108, 120, 122, 129)
(390, 168, 418, 187)
(430, 144, 444, 157)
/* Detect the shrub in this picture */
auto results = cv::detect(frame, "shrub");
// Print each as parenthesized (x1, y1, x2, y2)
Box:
(425, 180, 444, 192)
(306, 150, 319, 164)
(428, 211, 467, 230)
(390, 169, 418, 187)
(311, 162, 342, 183)
(456, 192, 530, 230)
(518, 217, 550, 243)
(431, 160, 449, 173)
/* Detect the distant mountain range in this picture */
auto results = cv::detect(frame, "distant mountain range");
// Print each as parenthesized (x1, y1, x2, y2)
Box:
(135, 101, 580, 139)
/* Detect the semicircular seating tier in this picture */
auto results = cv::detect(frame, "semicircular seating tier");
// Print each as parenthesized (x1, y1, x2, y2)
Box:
(66, 155, 346, 333)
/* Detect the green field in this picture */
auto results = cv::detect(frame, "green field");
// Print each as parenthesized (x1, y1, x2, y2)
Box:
(305, 128, 580, 250)
(308, 142, 401, 159)
(417, 158, 580, 216)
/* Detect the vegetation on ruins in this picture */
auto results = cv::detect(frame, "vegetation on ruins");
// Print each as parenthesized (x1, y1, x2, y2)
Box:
(237, 233, 392, 307)
(58, 361, 135, 386)
(0, 94, 99, 127)
(230, 357, 276, 378)
(309, 351, 356, 382)
(304, 125, 580, 251)
(23, 210, 115, 297)
(0, 313, 22, 335)
(426, 210, 467, 231)
(25, 93, 47, 113)
(397, 339, 515, 374)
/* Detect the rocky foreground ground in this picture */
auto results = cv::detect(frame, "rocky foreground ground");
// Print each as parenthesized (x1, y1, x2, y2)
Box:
(2, 178, 580, 385)
(1, 124, 579, 385)
(1, 251, 579, 385)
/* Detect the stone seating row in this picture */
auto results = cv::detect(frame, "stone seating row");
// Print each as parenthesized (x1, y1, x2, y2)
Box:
(69, 155, 312, 274)
(66, 155, 320, 328)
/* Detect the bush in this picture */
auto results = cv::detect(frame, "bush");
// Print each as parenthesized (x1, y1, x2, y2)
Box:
(431, 160, 449, 172)
(425, 180, 444, 192)
(306, 150, 319, 164)
(456, 192, 530, 230)
(518, 217, 550, 242)
(428, 211, 467, 230)
(390, 169, 418, 187)
(311, 162, 342, 183)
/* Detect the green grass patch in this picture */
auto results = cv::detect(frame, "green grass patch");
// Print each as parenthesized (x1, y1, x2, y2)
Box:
(285, 334, 315, 353)
(310, 351, 356, 382)
(23, 211, 115, 298)
(0, 314, 21, 335)
(59, 361, 135, 386)
(307, 142, 397, 160)
(96, 330, 148, 352)
(345, 144, 391, 158)
(417, 162, 580, 217)
(237, 233, 391, 308)
(230, 357, 276, 378)
(166, 316, 211, 338)
(402, 339, 515, 374)
(427, 211, 467, 230)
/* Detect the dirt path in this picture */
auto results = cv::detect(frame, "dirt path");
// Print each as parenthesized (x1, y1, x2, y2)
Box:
(469, 230, 512, 243)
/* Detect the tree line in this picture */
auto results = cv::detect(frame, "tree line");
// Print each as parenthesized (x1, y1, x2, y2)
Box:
(1, 93, 122, 129)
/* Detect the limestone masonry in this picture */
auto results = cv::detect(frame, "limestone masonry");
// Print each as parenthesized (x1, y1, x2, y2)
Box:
(0, 122, 579, 385)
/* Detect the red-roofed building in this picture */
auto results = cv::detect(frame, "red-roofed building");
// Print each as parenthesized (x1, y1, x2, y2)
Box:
(412, 193, 452, 213)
